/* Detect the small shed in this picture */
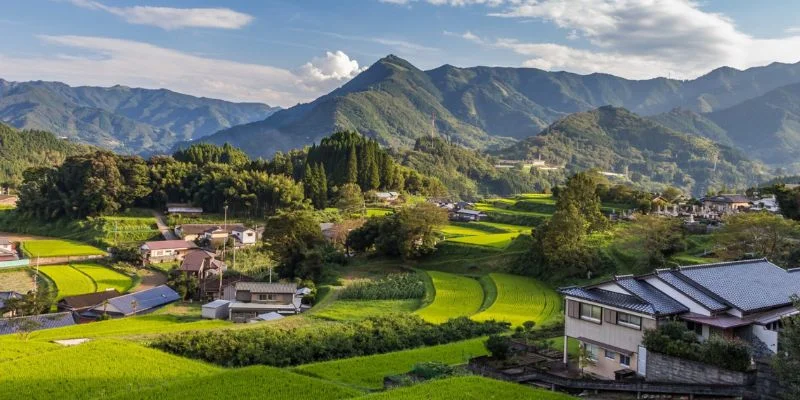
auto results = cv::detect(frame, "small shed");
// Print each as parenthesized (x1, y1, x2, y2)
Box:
(201, 299, 230, 319)
(248, 311, 285, 323)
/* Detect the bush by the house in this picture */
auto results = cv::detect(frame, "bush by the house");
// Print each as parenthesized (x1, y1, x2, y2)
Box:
(642, 321, 751, 372)
(485, 335, 512, 360)
(151, 315, 509, 367)
(338, 273, 426, 300)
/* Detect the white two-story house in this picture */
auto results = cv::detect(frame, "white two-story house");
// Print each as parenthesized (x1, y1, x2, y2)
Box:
(560, 259, 800, 379)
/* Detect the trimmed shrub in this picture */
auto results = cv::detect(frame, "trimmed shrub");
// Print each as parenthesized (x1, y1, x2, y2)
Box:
(642, 321, 751, 372)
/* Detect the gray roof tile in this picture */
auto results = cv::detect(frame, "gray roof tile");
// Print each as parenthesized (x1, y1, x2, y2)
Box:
(615, 277, 689, 315)
(101, 285, 179, 315)
(677, 259, 800, 313)
(0, 312, 75, 335)
(655, 270, 728, 312)
(235, 282, 297, 294)
(560, 287, 656, 315)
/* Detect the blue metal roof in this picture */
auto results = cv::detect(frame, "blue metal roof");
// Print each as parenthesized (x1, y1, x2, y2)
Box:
(104, 285, 180, 315)
(615, 277, 689, 315)
(655, 270, 728, 312)
(559, 287, 656, 315)
(677, 259, 800, 313)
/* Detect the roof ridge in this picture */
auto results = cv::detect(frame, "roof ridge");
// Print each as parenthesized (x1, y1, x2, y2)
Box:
(678, 258, 769, 270)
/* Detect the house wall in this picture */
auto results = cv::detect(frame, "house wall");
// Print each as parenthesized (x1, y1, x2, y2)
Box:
(565, 298, 656, 379)
(581, 344, 637, 378)
(201, 304, 229, 320)
(233, 230, 256, 244)
(751, 325, 779, 354)
(0, 244, 12, 252)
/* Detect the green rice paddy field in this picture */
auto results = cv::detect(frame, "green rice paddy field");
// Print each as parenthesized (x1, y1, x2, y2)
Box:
(472, 273, 562, 327)
(22, 239, 105, 258)
(415, 271, 483, 324)
(38, 263, 134, 299)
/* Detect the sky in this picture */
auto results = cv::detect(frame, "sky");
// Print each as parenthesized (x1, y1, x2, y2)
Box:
(2, 0, 800, 107)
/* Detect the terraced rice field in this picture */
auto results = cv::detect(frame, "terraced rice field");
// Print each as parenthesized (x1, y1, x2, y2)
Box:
(415, 271, 484, 323)
(39, 265, 97, 299)
(28, 315, 230, 341)
(440, 224, 492, 238)
(38, 263, 135, 299)
(295, 338, 488, 390)
(472, 273, 561, 327)
(360, 376, 575, 399)
(72, 263, 134, 292)
(446, 232, 520, 248)
(114, 366, 361, 400)
(311, 299, 420, 321)
(365, 207, 393, 217)
(21, 239, 105, 258)
(0, 339, 221, 400)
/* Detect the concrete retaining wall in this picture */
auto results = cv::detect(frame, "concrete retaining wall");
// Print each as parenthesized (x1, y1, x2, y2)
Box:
(0, 259, 29, 269)
(646, 351, 751, 385)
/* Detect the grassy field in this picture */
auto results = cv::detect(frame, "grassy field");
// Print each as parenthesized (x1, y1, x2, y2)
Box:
(0, 336, 60, 362)
(472, 273, 562, 327)
(311, 299, 420, 321)
(27, 314, 230, 341)
(72, 263, 134, 292)
(0, 268, 35, 293)
(440, 219, 530, 250)
(21, 239, 105, 258)
(361, 376, 575, 399)
(112, 366, 361, 400)
(415, 271, 484, 324)
(0, 339, 221, 400)
(365, 207, 393, 217)
(295, 338, 488, 390)
(38, 264, 97, 299)
(446, 232, 520, 249)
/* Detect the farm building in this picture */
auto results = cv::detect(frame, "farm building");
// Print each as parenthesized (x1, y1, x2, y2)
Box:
(0, 312, 75, 335)
(140, 240, 198, 263)
(228, 282, 302, 322)
(450, 209, 486, 222)
(166, 203, 203, 215)
(57, 289, 121, 315)
(201, 299, 230, 319)
(90, 285, 180, 317)
(249, 311, 284, 323)
(0, 238, 16, 262)
(0, 291, 22, 317)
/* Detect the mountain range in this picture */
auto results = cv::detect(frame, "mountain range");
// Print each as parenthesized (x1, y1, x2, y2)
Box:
(0, 79, 279, 154)
(196, 55, 800, 164)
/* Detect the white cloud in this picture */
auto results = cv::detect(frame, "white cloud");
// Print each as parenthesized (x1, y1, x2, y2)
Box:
(70, 0, 253, 30)
(297, 51, 365, 83)
(381, 0, 504, 6)
(443, 0, 800, 79)
(0, 35, 363, 106)
(786, 27, 800, 34)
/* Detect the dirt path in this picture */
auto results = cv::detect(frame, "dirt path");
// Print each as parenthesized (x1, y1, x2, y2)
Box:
(135, 269, 168, 292)
(0, 231, 50, 242)
(151, 211, 178, 240)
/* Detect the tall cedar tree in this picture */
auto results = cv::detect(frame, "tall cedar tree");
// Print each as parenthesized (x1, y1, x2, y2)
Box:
(346, 145, 358, 184)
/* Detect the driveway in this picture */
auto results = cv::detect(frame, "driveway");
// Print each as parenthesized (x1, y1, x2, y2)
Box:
(152, 211, 178, 240)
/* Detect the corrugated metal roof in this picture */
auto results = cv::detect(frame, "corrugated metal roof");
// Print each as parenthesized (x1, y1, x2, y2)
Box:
(202, 300, 230, 308)
(235, 282, 297, 294)
(142, 240, 198, 251)
(101, 285, 179, 315)
(678, 259, 800, 313)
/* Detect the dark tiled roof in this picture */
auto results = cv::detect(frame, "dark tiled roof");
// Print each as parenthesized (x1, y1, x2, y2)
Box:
(179, 249, 218, 272)
(677, 259, 800, 313)
(178, 224, 246, 235)
(615, 277, 689, 315)
(58, 289, 121, 310)
(654, 270, 728, 312)
(559, 287, 656, 315)
(101, 285, 179, 315)
(0, 312, 75, 335)
(235, 282, 297, 294)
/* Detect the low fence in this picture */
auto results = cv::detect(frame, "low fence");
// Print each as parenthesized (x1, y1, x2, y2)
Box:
(0, 259, 30, 269)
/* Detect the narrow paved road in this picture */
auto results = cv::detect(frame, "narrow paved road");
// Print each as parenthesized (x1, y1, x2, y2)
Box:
(152, 211, 178, 240)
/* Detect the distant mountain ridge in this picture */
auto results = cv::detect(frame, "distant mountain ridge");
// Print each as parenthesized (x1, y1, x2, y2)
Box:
(194, 55, 800, 158)
(0, 79, 279, 154)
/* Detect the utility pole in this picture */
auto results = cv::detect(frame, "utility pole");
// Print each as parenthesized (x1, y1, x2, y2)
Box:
(33, 255, 39, 293)
(220, 203, 228, 296)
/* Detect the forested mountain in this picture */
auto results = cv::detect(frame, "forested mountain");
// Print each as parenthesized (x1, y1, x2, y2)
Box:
(648, 108, 731, 146)
(0, 79, 278, 154)
(495, 106, 767, 195)
(196, 55, 800, 158)
(0, 123, 91, 186)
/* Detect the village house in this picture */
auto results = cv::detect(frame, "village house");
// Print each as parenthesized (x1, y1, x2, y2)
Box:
(231, 226, 259, 245)
(89, 285, 180, 317)
(0, 291, 22, 317)
(701, 194, 751, 213)
(175, 224, 259, 246)
(560, 259, 800, 380)
(140, 240, 198, 263)
(0, 312, 76, 335)
(374, 191, 400, 204)
(178, 249, 226, 280)
(450, 208, 486, 222)
(227, 282, 301, 322)
(0, 238, 17, 262)
(57, 289, 121, 317)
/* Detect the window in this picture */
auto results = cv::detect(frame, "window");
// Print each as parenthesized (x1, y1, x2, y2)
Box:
(620, 354, 631, 367)
(766, 321, 782, 332)
(257, 294, 275, 301)
(686, 321, 703, 335)
(584, 343, 598, 361)
(580, 303, 602, 323)
(605, 350, 616, 360)
(617, 313, 642, 329)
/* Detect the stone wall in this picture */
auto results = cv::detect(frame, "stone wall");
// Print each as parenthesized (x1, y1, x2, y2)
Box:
(646, 351, 752, 385)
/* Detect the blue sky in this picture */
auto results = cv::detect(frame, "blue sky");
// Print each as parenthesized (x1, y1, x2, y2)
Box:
(1, 0, 800, 107)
